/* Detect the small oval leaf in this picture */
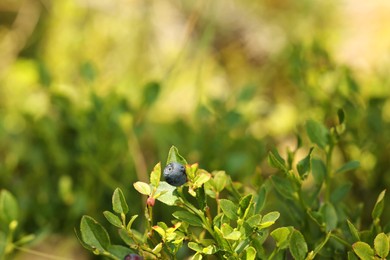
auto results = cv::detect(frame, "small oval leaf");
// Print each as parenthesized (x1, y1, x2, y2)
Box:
(103, 211, 122, 228)
(80, 215, 110, 252)
(289, 230, 308, 260)
(352, 241, 375, 260)
(374, 233, 389, 259)
(133, 182, 151, 196)
(112, 188, 129, 214)
(172, 211, 203, 227)
(219, 199, 238, 221)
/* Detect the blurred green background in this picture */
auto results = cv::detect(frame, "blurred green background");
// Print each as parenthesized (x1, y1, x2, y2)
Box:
(1, 0, 390, 258)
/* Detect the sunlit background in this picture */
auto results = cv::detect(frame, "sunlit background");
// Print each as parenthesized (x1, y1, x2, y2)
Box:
(1, 0, 390, 258)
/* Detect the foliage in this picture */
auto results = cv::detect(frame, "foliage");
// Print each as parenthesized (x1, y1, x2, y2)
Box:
(0, 190, 34, 260)
(79, 137, 389, 259)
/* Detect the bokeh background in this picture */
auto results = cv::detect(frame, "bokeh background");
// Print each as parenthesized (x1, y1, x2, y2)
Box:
(1, 0, 390, 258)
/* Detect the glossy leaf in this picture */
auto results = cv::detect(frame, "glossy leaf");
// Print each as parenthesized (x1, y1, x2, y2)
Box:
(213, 171, 227, 192)
(188, 242, 203, 252)
(133, 182, 151, 196)
(319, 202, 338, 231)
(374, 233, 389, 259)
(127, 215, 138, 230)
(271, 175, 295, 200)
(306, 119, 329, 149)
(103, 211, 122, 228)
(372, 189, 386, 220)
(0, 190, 19, 224)
(108, 245, 133, 259)
(297, 147, 314, 179)
(330, 182, 352, 204)
(268, 148, 288, 173)
(352, 242, 374, 260)
(155, 182, 179, 206)
(335, 161, 360, 174)
(172, 211, 203, 227)
(80, 215, 110, 253)
(255, 186, 266, 213)
(347, 220, 360, 242)
(312, 159, 326, 185)
(112, 188, 129, 214)
(289, 230, 308, 260)
(220, 199, 238, 221)
(150, 162, 161, 187)
(193, 171, 212, 188)
(259, 211, 280, 228)
(245, 246, 257, 260)
(271, 226, 293, 249)
(167, 146, 188, 165)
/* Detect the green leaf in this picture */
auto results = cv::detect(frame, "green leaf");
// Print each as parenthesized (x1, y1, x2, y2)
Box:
(155, 182, 179, 206)
(338, 108, 345, 125)
(312, 159, 326, 185)
(220, 199, 238, 221)
(118, 229, 135, 246)
(224, 230, 241, 240)
(75, 228, 93, 251)
(127, 215, 138, 230)
(268, 148, 288, 173)
(352, 241, 375, 260)
(213, 171, 227, 192)
(259, 211, 280, 228)
(262, 211, 280, 223)
(348, 251, 359, 260)
(239, 194, 253, 218)
(188, 242, 203, 252)
(193, 171, 211, 188)
(112, 188, 129, 214)
(80, 215, 110, 253)
(271, 227, 293, 249)
(289, 230, 308, 260)
(297, 147, 314, 179)
(372, 189, 386, 220)
(103, 211, 122, 228)
(214, 226, 231, 251)
(270, 175, 296, 200)
(246, 214, 262, 228)
(330, 182, 352, 204)
(167, 146, 188, 165)
(150, 162, 161, 187)
(192, 252, 203, 260)
(374, 233, 389, 259)
(108, 245, 133, 259)
(306, 119, 329, 149)
(133, 182, 151, 196)
(335, 161, 360, 174)
(255, 186, 266, 213)
(319, 202, 338, 231)
(347, 220, 360, 242)
(0, 190, 19, 224)
(172, 211, 203, 227)
(245, 246, 257, 260)
(142, 81, 160, 107)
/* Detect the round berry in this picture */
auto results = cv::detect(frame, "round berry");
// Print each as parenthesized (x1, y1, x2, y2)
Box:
(163, 162, 187, 186)
(124, 254, 143, 260)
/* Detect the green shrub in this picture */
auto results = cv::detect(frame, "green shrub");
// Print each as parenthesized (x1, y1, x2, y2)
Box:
(77, 114, 390, 260)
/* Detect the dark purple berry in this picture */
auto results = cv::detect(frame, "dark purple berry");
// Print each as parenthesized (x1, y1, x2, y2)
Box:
(124, 254, 143, 260)
(163, 162, 187, 186)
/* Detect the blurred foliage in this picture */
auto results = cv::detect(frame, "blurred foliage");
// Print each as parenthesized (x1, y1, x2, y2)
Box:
(0, 0, 390, 258)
